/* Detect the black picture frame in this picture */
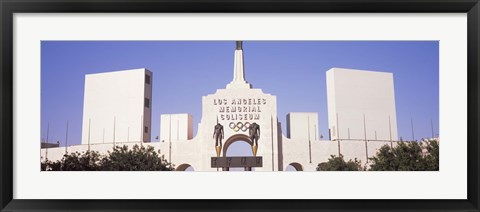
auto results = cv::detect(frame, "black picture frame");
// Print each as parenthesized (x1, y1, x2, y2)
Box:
(1, 0, 479, 211)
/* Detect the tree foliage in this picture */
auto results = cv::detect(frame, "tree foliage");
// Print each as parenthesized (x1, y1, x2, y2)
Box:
(317, 154, 364, 171)
(102, 145, 173, 171)
(423, 139, 439, 170)
(41, 145, 174, 171)
(369, 139, 439, 171)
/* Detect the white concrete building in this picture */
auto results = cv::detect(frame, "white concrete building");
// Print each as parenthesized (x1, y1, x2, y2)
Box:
(326, 68, 398, 141)
(81, 68, 152, 145)
(286, 112, 319, 141)
(160, 114, 193, 142)
(44, 42, 402, 171)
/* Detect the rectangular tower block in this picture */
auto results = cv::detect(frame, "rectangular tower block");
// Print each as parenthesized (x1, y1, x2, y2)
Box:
(81, 68, 152, 144)
(326, 68, 398, 141)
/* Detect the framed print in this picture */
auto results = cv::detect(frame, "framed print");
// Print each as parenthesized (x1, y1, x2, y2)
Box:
(1, 0, 479, 211)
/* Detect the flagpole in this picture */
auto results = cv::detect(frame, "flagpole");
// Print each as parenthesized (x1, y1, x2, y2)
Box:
(46, 123, 50, 161)
(140, 115, 144, 147)
(363, 114, 368, 163)
(113, 116, 116, 148)
(65, 120, 69, 155)
(88, 118, 91, 152)
(389, 116, 393, 148)
(411, 118, 415, 141)
(336, 113, 340, 156)
(308, 116, 312, 163)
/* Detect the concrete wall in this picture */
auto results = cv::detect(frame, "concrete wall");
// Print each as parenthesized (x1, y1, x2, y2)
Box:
(81, 68, 152, 144)
(41, 138, 399, 171)
(281, 137, 398, 171)
(326, 68, 398, 141)
(286, 112, 319, 141)
(160, 114, 193, 142)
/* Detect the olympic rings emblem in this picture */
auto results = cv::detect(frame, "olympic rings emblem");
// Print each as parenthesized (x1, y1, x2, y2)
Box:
(229, 122, 251, 132)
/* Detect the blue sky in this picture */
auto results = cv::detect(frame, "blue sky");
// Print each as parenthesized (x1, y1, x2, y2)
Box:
(41, 41, 439, 148)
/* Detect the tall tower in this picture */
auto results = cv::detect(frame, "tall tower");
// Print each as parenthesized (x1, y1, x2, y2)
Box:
(197, 41, 279, 170)
(226, 41, 252, 89)
(82, 68, 153, 144)
(326, 68, 398, 141)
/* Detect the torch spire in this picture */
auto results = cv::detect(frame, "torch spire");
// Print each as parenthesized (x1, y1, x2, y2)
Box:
(226, 41, 252, 89)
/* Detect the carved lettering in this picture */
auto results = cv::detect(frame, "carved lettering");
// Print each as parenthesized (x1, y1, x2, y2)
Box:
(214, 98, 266, 122)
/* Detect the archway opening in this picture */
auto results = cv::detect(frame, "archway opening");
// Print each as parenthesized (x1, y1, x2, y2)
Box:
(286, 162, 303, 171)
(176, 163, 194, 171)
(223, 134, 254, 171)
(225, 141, 253, 171)
(222, 134, 253, 157)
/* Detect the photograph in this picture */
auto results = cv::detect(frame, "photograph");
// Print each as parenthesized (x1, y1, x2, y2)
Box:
(2, 0, 478, 210)
(40, 40, 439, 171)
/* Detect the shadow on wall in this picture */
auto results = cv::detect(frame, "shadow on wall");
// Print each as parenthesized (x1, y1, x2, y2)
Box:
(277, 121, 284, 171)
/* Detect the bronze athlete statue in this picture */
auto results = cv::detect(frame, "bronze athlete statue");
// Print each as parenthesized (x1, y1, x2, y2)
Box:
(248, 122, 260, 156)
(213, 123, 224, 157)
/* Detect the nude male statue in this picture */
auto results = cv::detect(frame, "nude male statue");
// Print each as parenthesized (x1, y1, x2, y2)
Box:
(213, 123, 224, 147)
(249, 122, 260, 146)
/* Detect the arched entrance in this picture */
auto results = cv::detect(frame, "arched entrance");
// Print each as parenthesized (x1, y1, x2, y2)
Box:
(222, 134, 253, 157)
(222, 134, 254, 171)
(286, 162, 303, 171)
(176, 164, 194, 171)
